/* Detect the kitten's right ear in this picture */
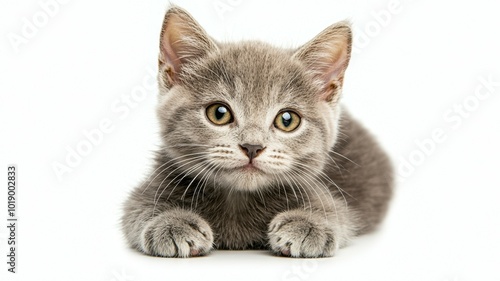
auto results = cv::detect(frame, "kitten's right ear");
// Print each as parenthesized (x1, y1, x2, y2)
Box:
(159, 6, 218, 86)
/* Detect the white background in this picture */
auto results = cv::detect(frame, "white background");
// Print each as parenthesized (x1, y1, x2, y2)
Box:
(1, 0, 500, 280)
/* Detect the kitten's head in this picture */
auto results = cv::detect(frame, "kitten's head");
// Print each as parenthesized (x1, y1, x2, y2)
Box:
(156, 6, 351, 191)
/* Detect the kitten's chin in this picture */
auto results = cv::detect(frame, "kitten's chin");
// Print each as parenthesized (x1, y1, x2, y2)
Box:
(218, 168, 274, 192)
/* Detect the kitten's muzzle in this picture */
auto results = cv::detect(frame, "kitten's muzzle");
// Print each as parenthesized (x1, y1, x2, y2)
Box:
(239, 143, 265, 163)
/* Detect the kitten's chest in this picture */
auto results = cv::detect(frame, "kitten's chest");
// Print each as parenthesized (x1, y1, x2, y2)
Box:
(199, 192, 286, 249)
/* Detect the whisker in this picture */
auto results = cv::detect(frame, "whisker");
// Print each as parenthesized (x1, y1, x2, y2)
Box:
(279, 170, 310, 213)
(294, 160, 355, 204)
(153, 159, 206, 215)
(293, 163, 348, 216)
(256, 188, 267, 210)
(324, 151, 345, 178)
(191, 162, 218, 210)
(152, 155, 206, 202)
(164, 161, 206, 203)
(196, 162, 219, 206)
(167, 144, 212, 148)
(140, 152, 207, 194)
(181, 160, 213, 203)
(288, 168, 329, 220)
(329, 149, 360, 167)
(280, 176, 290, 211)
(282, 172, 299, 206)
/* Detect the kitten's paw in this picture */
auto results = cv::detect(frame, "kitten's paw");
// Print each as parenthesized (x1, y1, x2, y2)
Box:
(268, 210, 336, 258)
(140, 209, 213, 258)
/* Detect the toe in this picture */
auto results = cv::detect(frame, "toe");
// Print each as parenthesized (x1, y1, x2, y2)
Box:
(280, 249, 291, 256)
(190, 248, 200, 256)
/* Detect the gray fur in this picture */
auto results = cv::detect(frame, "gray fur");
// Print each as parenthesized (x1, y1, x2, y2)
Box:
(122, 6, 393, 258)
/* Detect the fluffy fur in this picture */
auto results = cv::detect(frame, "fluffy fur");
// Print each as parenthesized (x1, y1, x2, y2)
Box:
(122, 6, 393, 258)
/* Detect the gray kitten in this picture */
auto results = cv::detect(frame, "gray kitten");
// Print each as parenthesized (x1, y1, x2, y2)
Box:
(122, 6, 393, 258)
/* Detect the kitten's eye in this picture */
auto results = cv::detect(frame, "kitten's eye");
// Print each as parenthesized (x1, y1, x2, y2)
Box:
(206, 103, 233, 125)
(274, 111, 301, 132)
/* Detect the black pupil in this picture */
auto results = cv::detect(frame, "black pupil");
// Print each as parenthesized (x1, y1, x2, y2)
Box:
(282, 112, 292, 127)
(215, 106, 227, 120)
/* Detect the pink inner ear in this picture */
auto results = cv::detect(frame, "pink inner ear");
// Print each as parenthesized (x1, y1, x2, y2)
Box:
(160, 29, 183, 84)
(321, 61, 343, 85)
(321, 47, 348, 84)
(317, 50, 348, 102)
(319, 82, 339, 102)
(162, 42, 180, 72)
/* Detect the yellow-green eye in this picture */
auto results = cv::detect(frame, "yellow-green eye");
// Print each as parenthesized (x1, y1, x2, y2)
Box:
(274, 111, 301, 132)
(206, 103, 233, 125)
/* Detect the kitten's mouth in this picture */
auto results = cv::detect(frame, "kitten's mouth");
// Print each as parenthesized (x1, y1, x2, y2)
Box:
(238, 163, 262, 173)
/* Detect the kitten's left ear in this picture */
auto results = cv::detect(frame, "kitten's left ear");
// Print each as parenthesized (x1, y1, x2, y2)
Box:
(293, 21, 352, 103)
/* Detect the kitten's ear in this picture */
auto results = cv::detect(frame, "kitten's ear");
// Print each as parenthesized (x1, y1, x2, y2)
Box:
(293, 21, 352, 103)
(159, 6, 218, 86)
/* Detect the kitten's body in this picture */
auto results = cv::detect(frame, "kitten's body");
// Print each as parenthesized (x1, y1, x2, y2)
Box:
(122, 7, 393, 258)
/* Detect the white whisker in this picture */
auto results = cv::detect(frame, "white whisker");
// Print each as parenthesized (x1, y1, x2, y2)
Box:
(140, 152, 207, 194)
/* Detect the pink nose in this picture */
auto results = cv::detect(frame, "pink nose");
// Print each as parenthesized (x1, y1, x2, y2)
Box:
(239, 143, 265, 161)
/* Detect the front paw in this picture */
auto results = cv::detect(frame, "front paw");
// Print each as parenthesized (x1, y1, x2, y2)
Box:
(140, 209, 213, 258)
(268, 210, 336, 258)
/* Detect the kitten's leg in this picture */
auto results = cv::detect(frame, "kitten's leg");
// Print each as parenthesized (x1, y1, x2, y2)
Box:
(123, 201, 214, 257)
(268, 198, 357, 258)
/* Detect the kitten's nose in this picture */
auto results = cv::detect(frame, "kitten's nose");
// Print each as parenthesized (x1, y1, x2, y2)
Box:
(239, 143, 265, 162)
